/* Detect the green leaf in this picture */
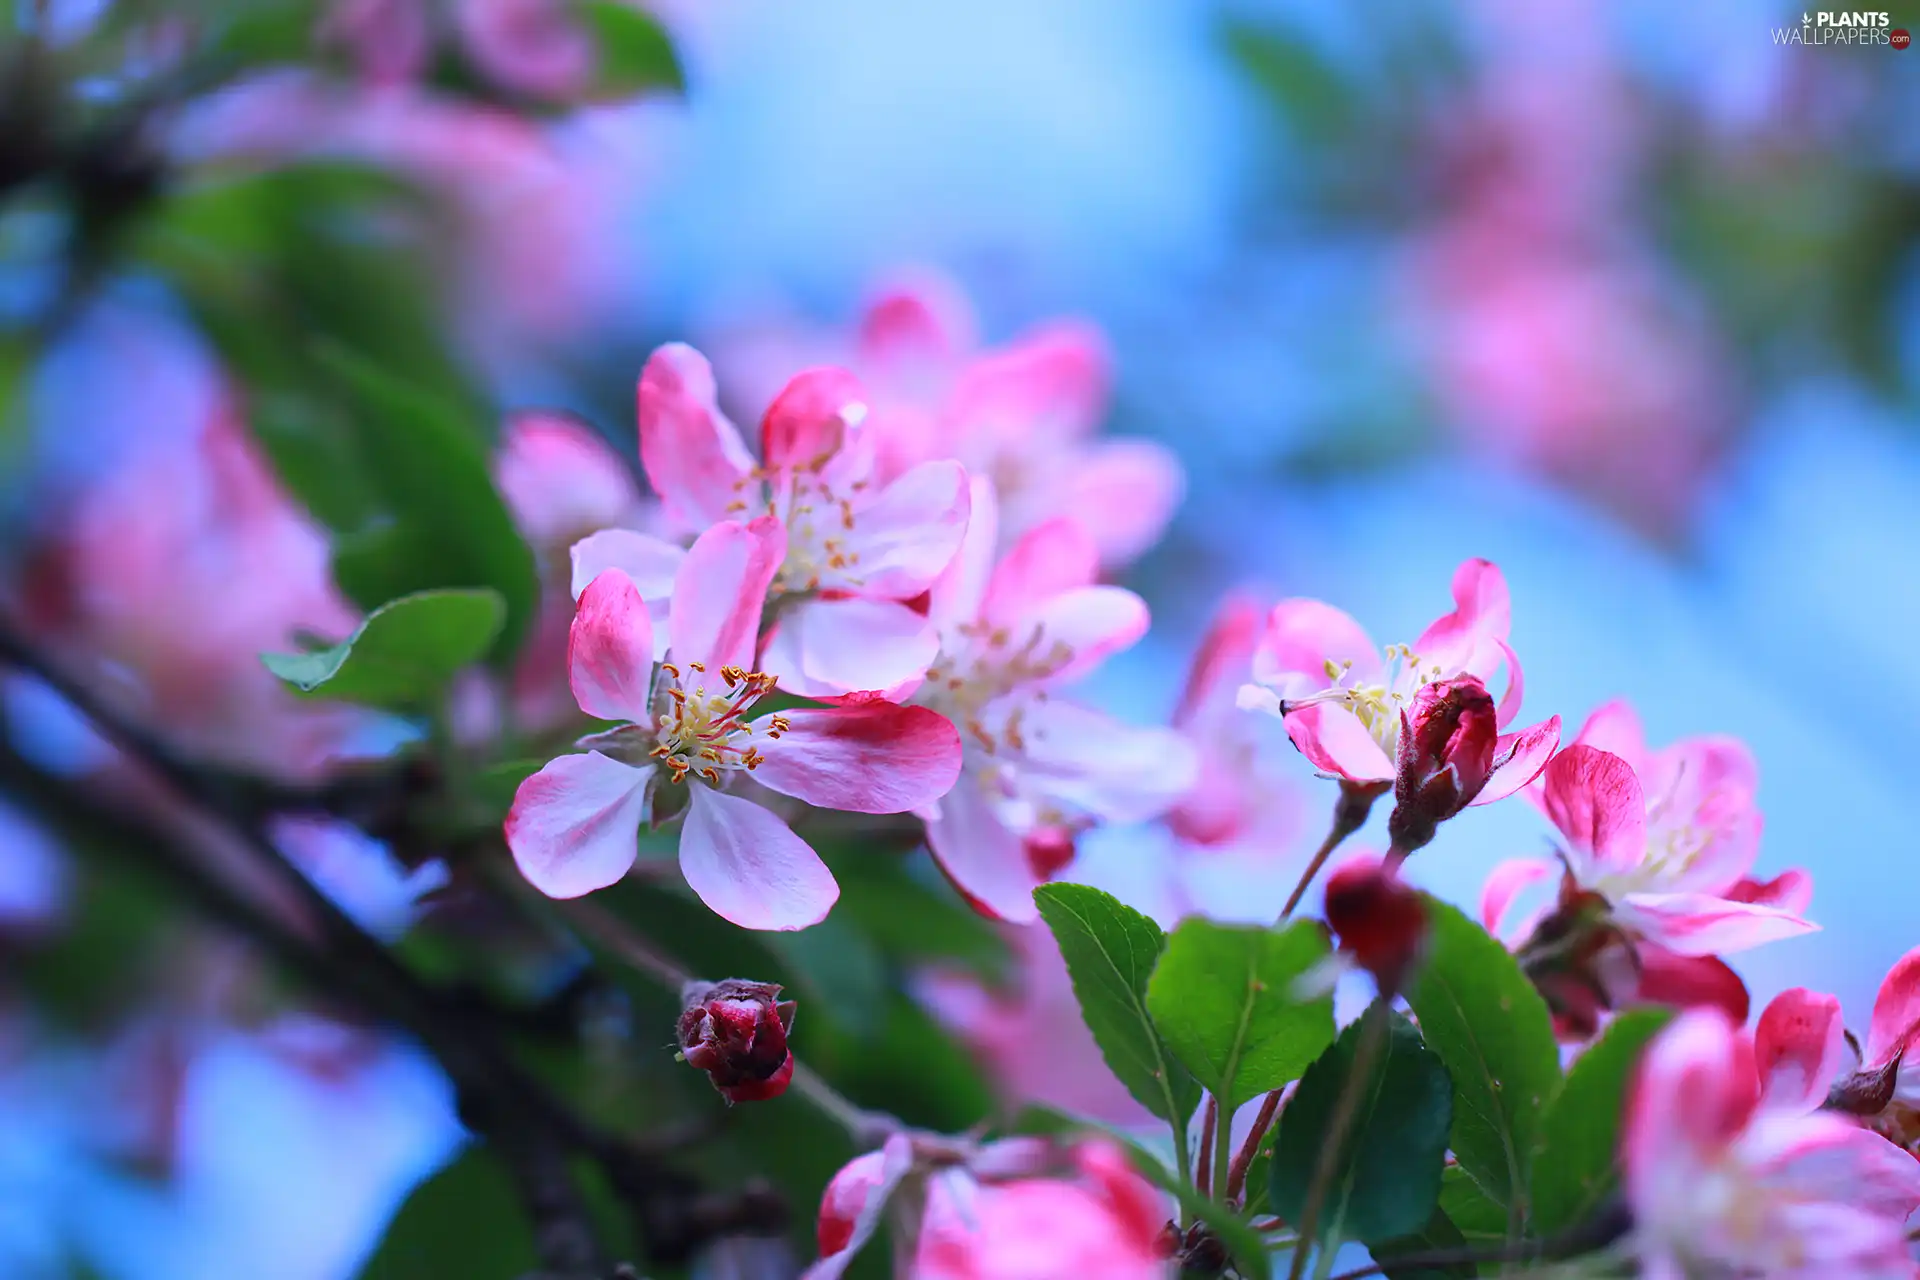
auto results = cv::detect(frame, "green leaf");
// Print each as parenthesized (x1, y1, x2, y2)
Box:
(1033, 883, 1200, 1128)
(261, 588, 504, 707)
(576, 0, 685, 97)
(1010, 1104, 1271, 1280)
(1529, 1007, 1672, 1236)
(1145, 918, 1335, 1109)
(1268, 1011, 1453, 1245)
(357, 1146, 537, 1279)
(1438, 1165, 1506, 1246)
(1402, 896, 1560, 1222)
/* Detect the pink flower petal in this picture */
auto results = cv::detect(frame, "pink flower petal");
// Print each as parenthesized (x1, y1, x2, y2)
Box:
(1728, 868, 1813, 914)
(1540, 745, 1647, 875)
(1480, 858, 1554, 938)
(1051, 438, 1185, 567)
(636, 343, 755, 532)
(679, 786, 838, 931)
(1469, 716, 1561, 806)
(843, 459, 971, 597)
(1625, 1009, 1759, 1200)
(494, 411, 641, 549)
(1284, 703, 1394, 784)
(1633, 947, 1750, 1024)
(1490, 638, 1525, 729)
(1013, 699, 1199, 824)
(668, 517, 786, 673)
(1616, 892, 1818, 956)
(858, 274, 975, 370)
(948, 320, 1109, 445)
(1251, 598, 1380, 693)
(753, 703, 962, 814)
(927, 475, 998, 632)
(925, 774, 1040, 923)
(1570, 698, 1648, 771)
(1175, 594, 1265, 729)
(806, 1134, 917, 1280)
(1866, 944, 1920, 1069)
(568, 529, 684, 603)
(982, 517, 1099, 626)
(762, 597, 938, 698)
(761, 366, 866, 471)
(505, 752, 652, 898)
(568, 571, 655, 724)
(1411, 557, 1512, 675)
(1755, 988, 1848, 1113)
(1009, 586, 1149, 686)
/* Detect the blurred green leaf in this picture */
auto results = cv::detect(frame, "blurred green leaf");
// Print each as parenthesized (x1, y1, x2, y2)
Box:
(1367, 1206, 1475, 1280)
(577, 0, 685, 97)
(828, 851, 1011, 988)
(1529, 1007, 1671, 1237)
(1438, 1164, 1507, 1247)
(767, 913, 890, 1043)
(206, 0, 325, 68)
(1402, 897, 1559, 1224)
(262, 588, 504, 707)
(1033, 883, 1199, 1129)
(1221, 19, 1357, 141)
(1268, 1012, 1452, 1246)
(357, 1146, 538, 1280)
(1145, 918, 1334, 1109)
(473, 758, 545, 823)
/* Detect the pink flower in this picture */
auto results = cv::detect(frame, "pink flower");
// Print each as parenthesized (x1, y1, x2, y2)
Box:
(1238, 559, 1559, 806)
(908, 479, 1196, 922)
(811, 1136, 1168, 1280)
(504, 520, 964, 930)
(1756, 946, 1920, 1154)
(1624, 1008, 1920, 1278)
(321, 0, 595, 102)
(719, 268, 1183, 567)
(1488, 700, 1814, 958)
(637, 343, 973, 698)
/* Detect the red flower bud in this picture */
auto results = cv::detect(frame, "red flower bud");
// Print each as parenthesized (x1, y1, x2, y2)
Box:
(1387, 676, 1499, 854)
(676, 979, 797, 1104)
(1024, 827, 1078, 881)
(1323, 856, 1428, 993)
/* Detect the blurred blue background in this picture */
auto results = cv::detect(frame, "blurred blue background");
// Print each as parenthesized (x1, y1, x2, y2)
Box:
(9, 0, 1920, 1273)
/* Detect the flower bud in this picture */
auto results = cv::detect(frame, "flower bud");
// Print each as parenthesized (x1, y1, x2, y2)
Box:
(1323, 856, 1428, 993)
(1387, 676, 1499, 855)
(677, 979, 797, 1104)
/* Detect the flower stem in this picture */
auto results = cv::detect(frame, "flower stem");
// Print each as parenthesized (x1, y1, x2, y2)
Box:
(1195, 1094, 1219, 1196)
(1227, 1088, 1283, 1204)
(1281, 780, 1390, 920)
(1211, 1090, 1235, 1210)
(1286, 1000, 1392, 1280)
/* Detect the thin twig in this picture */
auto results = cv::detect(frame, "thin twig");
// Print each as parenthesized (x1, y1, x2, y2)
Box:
(1226, 1088, 1283, 1204)
(1195, 1094, 1219, 1197)
(1280, 780, 1389, 920)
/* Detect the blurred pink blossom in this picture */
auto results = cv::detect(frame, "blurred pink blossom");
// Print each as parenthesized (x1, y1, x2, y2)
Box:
(321, 0, 596, 102)
(716, 269, 1182, 568)
(19, 404, 359, 780)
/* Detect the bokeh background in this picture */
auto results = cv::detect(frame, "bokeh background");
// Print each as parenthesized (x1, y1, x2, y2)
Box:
(5, 0, 1920, 1275)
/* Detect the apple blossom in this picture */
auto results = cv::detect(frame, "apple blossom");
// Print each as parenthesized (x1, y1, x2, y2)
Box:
(1238, 559, 1559, 815)
(908, 479, 1196, 922)
(636, 343, 972, 698)
(718, 268, 1183, 567)
(504, 520, 963, 930)
(1624, 1007, 1920, 1279)
(676, 979, 797, 1105)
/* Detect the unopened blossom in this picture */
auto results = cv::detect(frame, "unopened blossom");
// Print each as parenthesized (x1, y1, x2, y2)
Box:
(637, 343, 972, 697)
(1486, 700, 1815, 961)
(1238, 559, 1558, 811)
(676, 979, 796, 1104)
(908, 479, 1196, 922)
(1624, 1008, 1920, 1279)
(1756, 945, 1920, 1154)
(1323, 854, 1428, 993)
(718, 268, 1183, 567)
(505, 520, 964, 930)
(811, 1135, 1167, 1280)
(1386, 675, 1511, 854)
